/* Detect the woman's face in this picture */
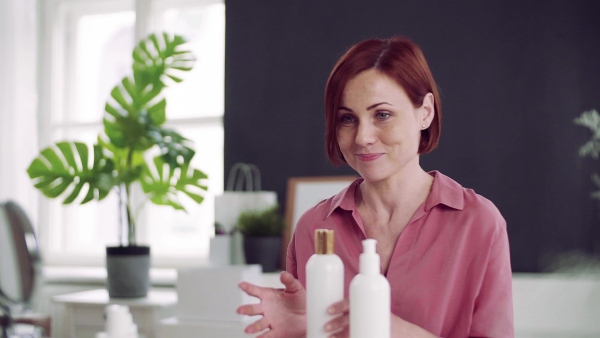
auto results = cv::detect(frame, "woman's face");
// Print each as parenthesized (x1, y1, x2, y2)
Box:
(336, 69, 433, 183)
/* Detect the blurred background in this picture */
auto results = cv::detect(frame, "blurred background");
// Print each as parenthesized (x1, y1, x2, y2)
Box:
(224, 0, 600, 273)
(1, 0, 599, 273)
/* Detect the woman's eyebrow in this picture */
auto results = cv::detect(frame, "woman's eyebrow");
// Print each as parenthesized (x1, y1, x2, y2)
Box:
(367, 102, 391, 110)
(338, 102, 391, 113)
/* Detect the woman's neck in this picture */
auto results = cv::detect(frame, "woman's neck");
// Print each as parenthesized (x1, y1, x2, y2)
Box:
(357, 167, 433, 213)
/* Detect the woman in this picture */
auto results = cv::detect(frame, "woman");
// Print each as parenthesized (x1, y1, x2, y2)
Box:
(237, 36, 513, 338)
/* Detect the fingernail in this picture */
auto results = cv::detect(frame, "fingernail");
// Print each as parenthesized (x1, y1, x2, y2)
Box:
(325, 324, 332, 331)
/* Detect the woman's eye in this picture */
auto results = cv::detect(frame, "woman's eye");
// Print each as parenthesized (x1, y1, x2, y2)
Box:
(339, 115, 356, 123)
(376, 112, 390, 120)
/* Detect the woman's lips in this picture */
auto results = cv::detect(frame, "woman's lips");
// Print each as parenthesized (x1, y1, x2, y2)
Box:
(356, 153, 382, 161)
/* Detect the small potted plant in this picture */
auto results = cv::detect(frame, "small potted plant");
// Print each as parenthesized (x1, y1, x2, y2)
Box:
(26, 32, 208, 297)
(236, 205, 285, 272)
(574, 108, 600, 198)
(574, 108, 600, 259)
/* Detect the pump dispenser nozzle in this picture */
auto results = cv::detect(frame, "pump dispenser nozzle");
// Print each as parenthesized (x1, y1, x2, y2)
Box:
(359, 239, 381, 275)
(363, 238, 376, 253)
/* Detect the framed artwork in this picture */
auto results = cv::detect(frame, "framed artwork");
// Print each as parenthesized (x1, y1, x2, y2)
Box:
(280, 176, 357, 269)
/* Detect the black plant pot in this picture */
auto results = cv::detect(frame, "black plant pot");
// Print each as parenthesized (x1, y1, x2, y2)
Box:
(243, 236, 281, 272)
(106, 245, 150, 298)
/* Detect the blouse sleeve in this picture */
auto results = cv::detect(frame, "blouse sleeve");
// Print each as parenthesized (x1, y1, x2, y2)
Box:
(470, 217, 514, 337)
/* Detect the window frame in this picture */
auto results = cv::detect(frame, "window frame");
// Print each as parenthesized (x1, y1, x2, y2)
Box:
(36, 0, 225, 268)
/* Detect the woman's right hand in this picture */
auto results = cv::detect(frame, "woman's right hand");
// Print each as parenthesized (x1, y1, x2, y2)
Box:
(236, 271, 307, 338)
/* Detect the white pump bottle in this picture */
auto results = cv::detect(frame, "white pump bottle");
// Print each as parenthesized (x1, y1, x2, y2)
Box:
(349, 238, 391, 338)
(306, 229, 344, 338)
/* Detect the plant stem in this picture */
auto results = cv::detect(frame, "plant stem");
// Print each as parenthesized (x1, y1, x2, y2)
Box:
(117, 184, 124, 246)
(125, 182, 136, 246)
(125, 147, 136, 246)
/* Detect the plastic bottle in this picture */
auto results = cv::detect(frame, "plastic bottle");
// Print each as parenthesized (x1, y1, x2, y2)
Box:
(306, 229, 344, 338)
(95, 304, 140, 338)
(349, 239, 391, 338)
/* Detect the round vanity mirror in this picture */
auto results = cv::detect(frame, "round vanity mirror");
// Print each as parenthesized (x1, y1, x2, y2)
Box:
(0, 201, 40, 308)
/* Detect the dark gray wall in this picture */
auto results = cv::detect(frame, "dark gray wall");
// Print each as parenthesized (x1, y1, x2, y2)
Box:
(224, 0, 600, 272)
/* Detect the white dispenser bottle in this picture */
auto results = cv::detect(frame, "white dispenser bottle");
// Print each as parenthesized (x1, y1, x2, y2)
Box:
(306, 229, 344, 338)
(349, 239, 391, 338)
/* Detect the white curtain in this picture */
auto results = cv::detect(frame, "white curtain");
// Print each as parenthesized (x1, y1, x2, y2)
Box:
(0, 0, 39, 224)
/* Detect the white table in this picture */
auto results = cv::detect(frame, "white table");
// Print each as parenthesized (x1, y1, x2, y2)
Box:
(51, 289, 177, 338)
(157, 269, 284, 338)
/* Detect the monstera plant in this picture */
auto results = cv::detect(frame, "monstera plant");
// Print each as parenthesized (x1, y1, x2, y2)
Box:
(27, 32, 208, 297)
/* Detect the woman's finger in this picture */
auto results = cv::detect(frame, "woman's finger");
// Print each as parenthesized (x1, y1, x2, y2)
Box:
(280, 271, 304, 293)
(255, 327, 283, 338)
(329, 325, 349, 338)
(239, 281, 268, 298)
(245, 316, 271, 334)
(327, 299, 349, 315)
(237, 302, 263, 316)
(325, 312, 349, 332)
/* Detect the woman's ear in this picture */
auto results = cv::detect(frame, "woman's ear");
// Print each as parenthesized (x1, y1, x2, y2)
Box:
(421, 93, 435, 127)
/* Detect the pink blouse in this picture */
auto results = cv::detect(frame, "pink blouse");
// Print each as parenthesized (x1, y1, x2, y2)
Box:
(286, 171, 514, 337)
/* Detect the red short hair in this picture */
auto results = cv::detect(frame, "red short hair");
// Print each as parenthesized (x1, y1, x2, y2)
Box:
(325, 36, 442, 166)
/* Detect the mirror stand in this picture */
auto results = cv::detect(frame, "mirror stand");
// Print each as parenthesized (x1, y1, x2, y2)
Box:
(0, 201, 43, 338)
(0, 305, 44, 338)
(0, 305, 11, 338)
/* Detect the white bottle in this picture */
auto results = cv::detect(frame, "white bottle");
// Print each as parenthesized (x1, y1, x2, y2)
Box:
(306, 229, 344, 338)
(96, 304, 140, 338)
(350, 239, 391, 338)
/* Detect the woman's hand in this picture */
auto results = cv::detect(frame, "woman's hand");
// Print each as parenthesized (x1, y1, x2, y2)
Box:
(236, 271, 307, 338)
(324, 299, 350, 338)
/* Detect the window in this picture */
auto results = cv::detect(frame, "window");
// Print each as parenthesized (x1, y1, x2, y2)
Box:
(38, 0, 225, 267)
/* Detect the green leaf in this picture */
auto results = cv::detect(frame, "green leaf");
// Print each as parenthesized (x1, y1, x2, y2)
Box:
(139, 155, 207, 211)
(63, 181, 85, 204)
(110, 84, 131, 115)
(103, 77, 166, 151)
(143, 126, 195, 167)
(75, 142, 89, 172)
(102, 32, 194, 160)
(56, 142, 78, 169)
(236, 205, 285, 236)
(26, 141, 116, 204)
(147, 99, 166, 125)
(40, 148, 67, 173)
(166, 75, 183, 83)
(132, 32, 195, 88)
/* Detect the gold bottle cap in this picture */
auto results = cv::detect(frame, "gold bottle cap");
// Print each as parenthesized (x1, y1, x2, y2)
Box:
(315, 229, 334, 254)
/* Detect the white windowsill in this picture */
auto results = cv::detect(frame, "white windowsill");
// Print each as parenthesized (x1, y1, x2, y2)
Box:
(41, 266, 284, 288)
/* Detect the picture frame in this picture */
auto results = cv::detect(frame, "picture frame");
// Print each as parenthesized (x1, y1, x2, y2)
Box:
(280, 176, 357, 269)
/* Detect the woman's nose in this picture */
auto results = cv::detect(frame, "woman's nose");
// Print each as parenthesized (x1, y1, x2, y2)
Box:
(355, 122, 376, 146)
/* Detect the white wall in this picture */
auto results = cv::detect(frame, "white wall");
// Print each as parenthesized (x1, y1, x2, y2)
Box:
(513, 273, 600, 338)
(0, 0, 39, 222)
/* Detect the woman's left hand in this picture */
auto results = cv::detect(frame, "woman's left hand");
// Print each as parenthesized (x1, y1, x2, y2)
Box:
(324, 299, 350, 338)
